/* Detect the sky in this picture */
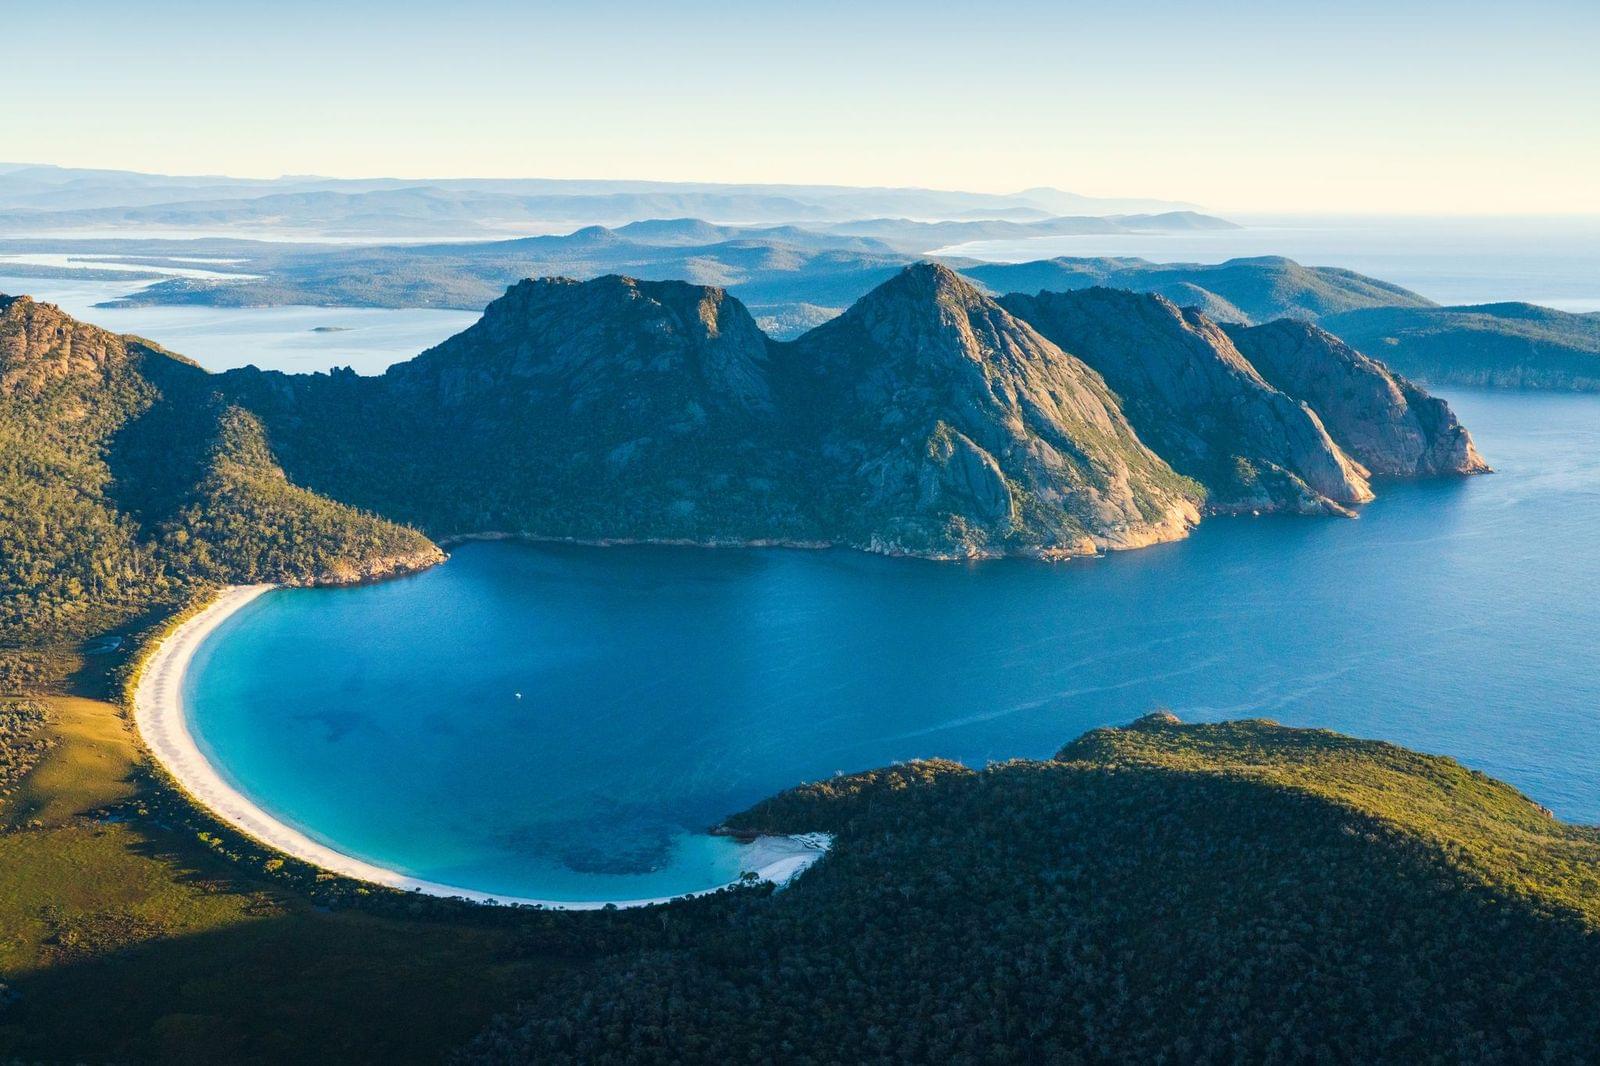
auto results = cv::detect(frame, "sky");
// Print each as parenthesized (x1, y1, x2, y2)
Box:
(6, 0, 1598, 214)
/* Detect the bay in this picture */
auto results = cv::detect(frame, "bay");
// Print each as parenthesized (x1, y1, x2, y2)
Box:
(185, 388, 1600, 902)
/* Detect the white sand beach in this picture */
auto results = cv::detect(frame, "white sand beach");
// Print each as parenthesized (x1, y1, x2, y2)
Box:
(132, 584, 830, 910)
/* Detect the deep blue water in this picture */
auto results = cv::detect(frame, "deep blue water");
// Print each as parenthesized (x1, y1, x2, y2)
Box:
(185, 388, 1600, 902)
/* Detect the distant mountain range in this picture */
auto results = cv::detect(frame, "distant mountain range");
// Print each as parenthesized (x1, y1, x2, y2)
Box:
(0, 164, 1205, 237)
(67, 230, 1407, 342)
(11, 201, 1582, 393)
(1, 265, 1484, 644)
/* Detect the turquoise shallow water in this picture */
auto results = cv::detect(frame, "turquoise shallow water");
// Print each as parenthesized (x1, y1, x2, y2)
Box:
(185, 388, 1600, 902)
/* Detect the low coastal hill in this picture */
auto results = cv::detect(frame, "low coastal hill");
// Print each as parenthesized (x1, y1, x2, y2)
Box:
(467, 714, 1600, 1063)
(18, 656, 1597, 1061)
(0, 294, 439, 644)
(1321, 302, 1600, 391)
(966, 254, 1434, 324)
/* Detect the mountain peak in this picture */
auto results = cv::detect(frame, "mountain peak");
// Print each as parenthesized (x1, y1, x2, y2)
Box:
(829, 262, 998, 338)
(397, 272, 775, 424)
(874, 260, 982, 301)
(784, 262, 1202, 558)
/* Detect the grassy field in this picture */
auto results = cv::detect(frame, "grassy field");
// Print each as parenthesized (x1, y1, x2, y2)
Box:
(0, 646, 563, 1064)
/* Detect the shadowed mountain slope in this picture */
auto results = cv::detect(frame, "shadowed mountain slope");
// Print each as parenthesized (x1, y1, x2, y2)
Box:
(1001, 288, 1374, 514)
(1227, 319, 1490, 477)
(0, 294, 440, 642)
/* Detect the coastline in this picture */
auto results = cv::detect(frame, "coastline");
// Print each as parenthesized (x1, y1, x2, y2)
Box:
(131, 584, 830, 909)
(435, 529, 1133, 562)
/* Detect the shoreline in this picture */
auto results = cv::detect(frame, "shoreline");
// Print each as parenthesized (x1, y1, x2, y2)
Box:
(435, 530, 1121, 562)
(131, 584, 830, 910)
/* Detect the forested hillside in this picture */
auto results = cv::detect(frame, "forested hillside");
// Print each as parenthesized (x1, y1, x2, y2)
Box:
(0, 294, 439, 644)
(1321, 303, 1600, 391)
(466, 715, 1600, 1063)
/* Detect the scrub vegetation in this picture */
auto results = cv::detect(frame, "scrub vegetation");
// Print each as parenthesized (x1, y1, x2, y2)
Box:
(469, 716, 1600, 1064)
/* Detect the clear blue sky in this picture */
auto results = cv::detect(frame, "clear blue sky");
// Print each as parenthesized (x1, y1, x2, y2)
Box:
(7, 0, 1597, 212)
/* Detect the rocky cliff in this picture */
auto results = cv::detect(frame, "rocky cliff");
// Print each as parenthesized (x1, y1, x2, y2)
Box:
(374, 274, 806, 543)
(1226, 320, 1490, 477)
(1001, 288, 1374, 514)
(779, 264, 1202, 557)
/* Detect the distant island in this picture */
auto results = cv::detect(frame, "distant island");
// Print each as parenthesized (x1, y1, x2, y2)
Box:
(84, 216, 1239, 338)
(34, 212, 1590, 392)
(1, 265, 1486, 645)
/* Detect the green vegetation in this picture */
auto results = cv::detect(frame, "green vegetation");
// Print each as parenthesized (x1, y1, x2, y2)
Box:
(0, 268, 1567, 1061)
(0, 697, 52, 809)
(1322, 303, 1600, 391)
(0, 294, 439, 645)
(469, 715, 1600, 1063)
(7, 613, 1600, 1061)
(0, 696, 551, 1062)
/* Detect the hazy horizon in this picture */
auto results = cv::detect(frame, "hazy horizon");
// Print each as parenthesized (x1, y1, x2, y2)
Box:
(6, 1, 1597, 215)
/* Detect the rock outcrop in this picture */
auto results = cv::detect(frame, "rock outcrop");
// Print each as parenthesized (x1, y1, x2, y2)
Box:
(1225, 320, 1490, 477)
(779, 264, 1203, 556)
(1001, 288, 1373, 514)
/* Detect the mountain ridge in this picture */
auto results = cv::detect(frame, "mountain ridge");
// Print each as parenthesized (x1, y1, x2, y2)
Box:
(0, 265, 1486, 643)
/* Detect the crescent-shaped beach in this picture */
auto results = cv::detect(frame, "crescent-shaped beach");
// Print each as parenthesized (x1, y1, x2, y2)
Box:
(131, 584, 829, 909)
